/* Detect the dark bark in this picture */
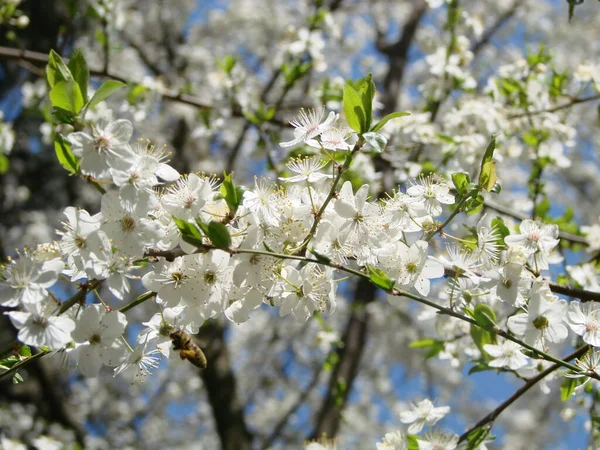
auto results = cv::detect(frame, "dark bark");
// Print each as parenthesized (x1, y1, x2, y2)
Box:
(310, 279, 376, 439)
(198, 322, 253, 450)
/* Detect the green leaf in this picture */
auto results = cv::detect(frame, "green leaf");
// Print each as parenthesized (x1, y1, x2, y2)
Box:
(534, 196, 550, 219)
(0, 155, 8, 174)
(219, 172, 244, 217)
(473, 303, 497, 330)
(16, 345, 31, 357)
(409, 338, 445, 359)
(54, 135, 79, 174)
(362, 131, 387, 153)
(282, 62, 311, 87)
(491, 217, 510, 249)
(470, 303, 497, 353)
(67, 49, 89, 102)
(46, 49, 72, 88)
(127, 84, 149, 104)
(481, 135, 496, 167)
(464, 194, 484, 215)
(371, 111, 410, 132)
(87, 80, 127, 110)
(173, 217, 205, 248)
(468, 361, 495, 375)
(343, 84, 365, 133)
(366, 264, 394, 291)
(357, 73, 376, 132)
(310, 248, 331, 264)
(452, 172, 470, 195)
(479, 161, 498, 192)
(561, 375, 585, 400)
(217, 55, 237, 76)
(407, 434, 419, 450)
(204, 221, 232, 250)
(49, 79, 84, 114)
(470, 326, 494, 355)
(464, 426, 493, 450)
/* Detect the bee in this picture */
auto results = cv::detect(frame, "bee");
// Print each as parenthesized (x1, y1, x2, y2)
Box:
(169, 329, 208, 369)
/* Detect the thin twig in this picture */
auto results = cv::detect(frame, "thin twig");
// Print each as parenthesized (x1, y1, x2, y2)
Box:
(458, 345, 589, 443)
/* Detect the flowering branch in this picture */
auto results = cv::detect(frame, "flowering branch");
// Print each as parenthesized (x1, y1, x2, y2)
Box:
(458, 345, 589, 444)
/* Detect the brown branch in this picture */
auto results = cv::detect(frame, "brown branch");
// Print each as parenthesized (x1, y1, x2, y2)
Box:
(470, 4, 519, 56)
(377, 0, 428, 116)
(507, 93, 600, 119)
(458, 345, 589, 443)
(198, 321, 253, 450)
(309, 278, 376, 439)
(0, 45, 286, 126)
(262, 361, 324, 449)
(483, 198, 588, 246)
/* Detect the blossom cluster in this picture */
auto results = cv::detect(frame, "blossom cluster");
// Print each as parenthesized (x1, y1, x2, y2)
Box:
(0, 102, 597, 396)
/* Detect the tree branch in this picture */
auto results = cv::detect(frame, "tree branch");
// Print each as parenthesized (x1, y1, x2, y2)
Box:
(198, 321, 253, 450)
(262, 361, 324, 449)
(458, 345, 589, 443)
(0, 45, 286, 125)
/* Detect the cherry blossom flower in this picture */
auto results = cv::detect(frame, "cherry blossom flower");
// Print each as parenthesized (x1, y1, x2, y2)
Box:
(507, 281, 568, 348)
(379, 240, 445, 296)
(399, 399, 450, 433)
(279, 156, 332, 184)
(334, 181, 381, 241)
(6, 296, 75, 349)
(566, 301, 600, 347)
(278, 265, 336, 322)
(407, 175, 454, 217)
(279, 107, 338, 148)
(161, 173, 216, 221)
(483, 340, 529, 370)
(504, 220, 559, 270)
(69, 119, 133, 179)
(382, 191, 426, 232)
(308, 127, 356, 151)
(242, 178, 282, 227)
(71, 304, 127, 377)
(376, 431, 407, 450)
(57, 207, 110, 265)
(114, 335, 161, 383)
(101, 191, 163, 257)
(0, 253, 64, 307)
(417, 431, 459, 450)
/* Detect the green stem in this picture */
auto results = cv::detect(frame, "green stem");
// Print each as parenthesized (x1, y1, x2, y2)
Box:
(0, 350, 50, 381)
(119, 291, 156, 313)
(58, 279, 103, 315)
(228, 246, 597, 379)
(295, 137, 365, 253)
(425, 195, 468, 242)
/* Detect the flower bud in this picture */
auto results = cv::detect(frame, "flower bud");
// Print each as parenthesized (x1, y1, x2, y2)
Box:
(16, 15, 29, 28)
(55, 123, 74, 136)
